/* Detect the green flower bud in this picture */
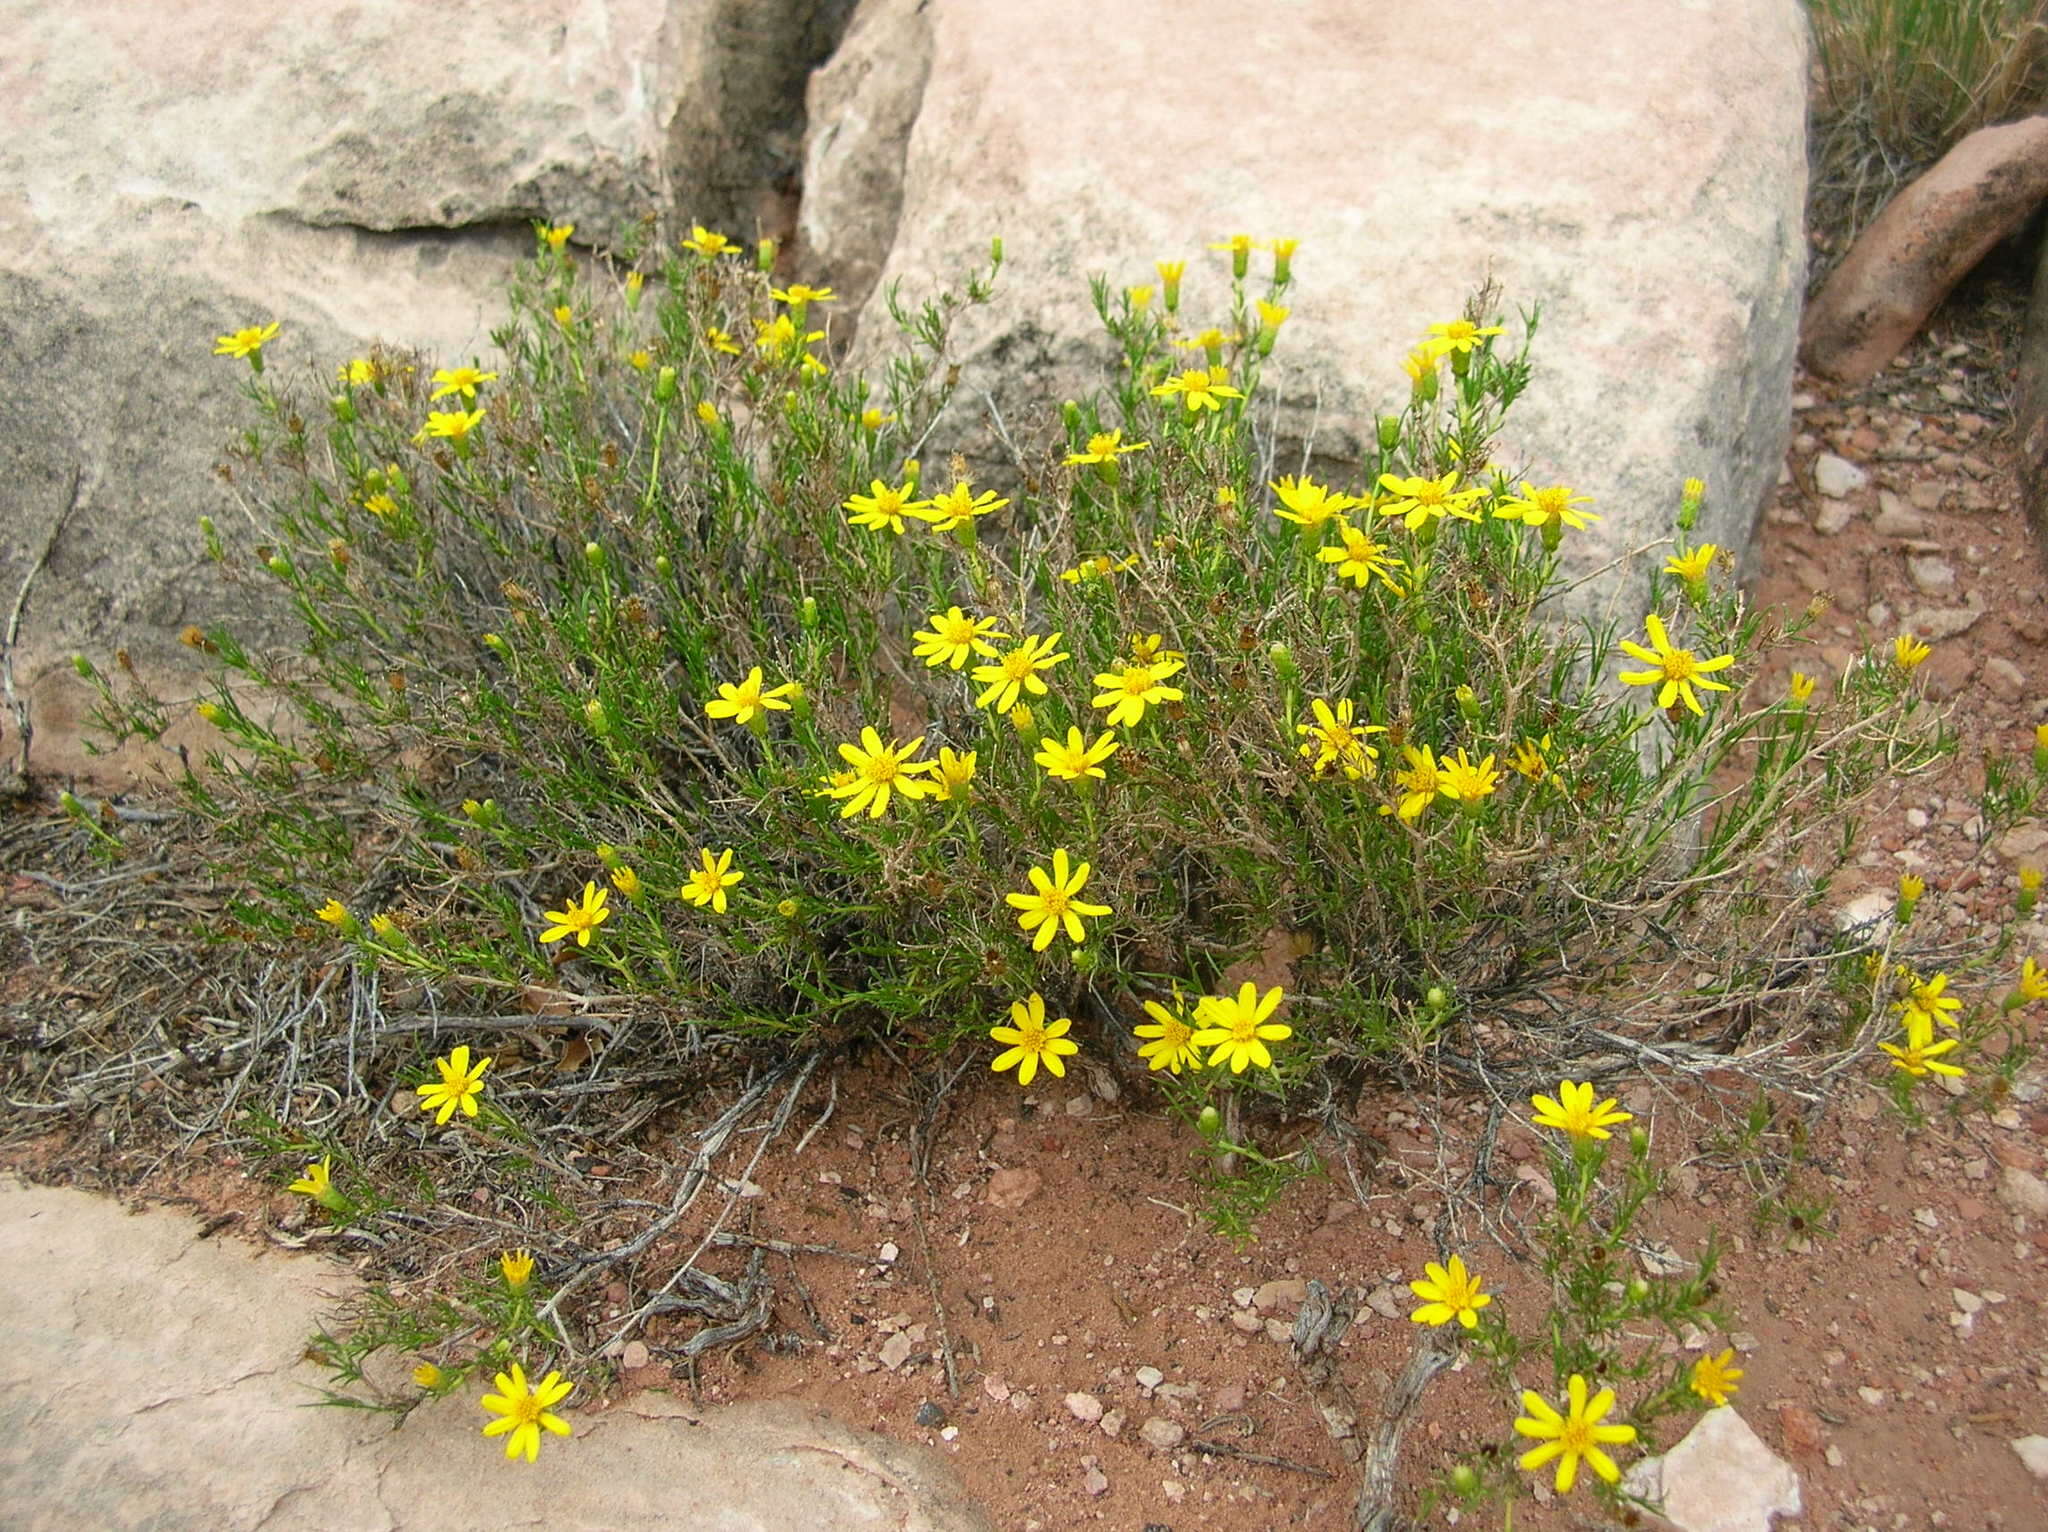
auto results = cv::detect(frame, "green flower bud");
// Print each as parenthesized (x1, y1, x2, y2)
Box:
(1061, 399, 1084, 435)
(655, 555, 673, 580)
(595, 843, 622, 871)
(1268, 642, 1297, 685)
(583, 540, 604, 570)
(329, 393, 356, 424)
(756, 236, 777, 273)
(482, 633, 509, 657)
(584, 698, 610, 736)
(800, 595, 819, 631)
(1629, 1125, 1650, 1157)
(1626, 1277, 1651, 1303)
(988, 236, 1004, 267)
(266, 554, 294, 580)
(71, 654, 95, 679)
(1455, 685, 1481, 725)
(654, 365, 678, 403)
(1196, 1105, 1222, 1140)
(1449, 1465, 1480, 1496)
(1426, 985, 1448, 1014)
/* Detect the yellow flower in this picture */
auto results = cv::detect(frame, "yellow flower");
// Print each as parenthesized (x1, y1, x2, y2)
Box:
(552, 305, 575, 328)
(1514, 1375, 1636, 1494)
(1880, 1010, 1966, 1077)
(1787, 670, 1816, 704)
(1005, 848, 1111, 951)
(1091, 657, 1185, 728)
(369, 914, 401, 940)
(1497, 482, 1600, 533)
(480, 1364, 574, 1463)
(1437, 749, 1500, 806)
(1269, 475, 1360, 528)
(539, 883, 611, 947)
(1297, 697, 1384, 780)
(1255, 298, 1290, 332)
(1129, 632, 1183, 666)
(2015, 956, 2048, 1004)
(338, 357, 379, 386)
(681, 225, 737, 256)
(972, 633, 1071, 714)
(417, 1044, 493, 1124)
(500, 1249, 535, 1291)
(412, 1362, 444, 1389)
(1510, 734, 1555, 783)
(1375, 471, 1484, 533)
(540, 223, 574, 249)
(1065, 429, 1150, 466)
(770, 283, 836, 306)
(705, 666, 799, 726)
(861, 407, 894, 431)
(1059, 553, 1141, 583)
(1426, 318, 1506, 355)
(843, 479, 928, 535)
(1392, 745, 1443, 822)
(681, 848, 744, 912)
(912, 481, 1009, 533)
(1399, 344, 1445, 388)
(628, 349, 653, 371)
(825, 728, 933, 819)
(1034, 727, 1120, 784)
(705, 326, 741, 356)
(1125, 284, 1155, 310)
(1900, 968, 1960, 1030)
(913, 607, 1007, 670)
(1663, 543, 1717, 584)
(289, 1156, 336, 1200)
(213, 322, 280, 361)
(1893, 634, 1931, 672)
(419, 408, 485, 442)
(696, 400, 721, 428)
(1155, 260, 1185, 287)
(316, 899, 352, 928)
(1408, 1255, 1491, 1328)
(1189, 982, 1291, 1074)
(1318, 521, 1409, 594)
(2024, 866, 2044, 892)
(1135, 996, 1203, 1074)
(363, 492, 399, 519)
(1617, 613, 1735, 716)
(989, 992, 1080, 1085)
(430, 366, 498, 401)
(1150, 367, 1244, 412)
(1529, 1079, 1633, 1140)
(929, 747, 977, 802)
(1690, 1348, 1743, 1408)
(776, 897, 801, 919)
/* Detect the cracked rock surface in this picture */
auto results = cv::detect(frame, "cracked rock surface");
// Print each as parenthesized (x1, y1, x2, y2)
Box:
(0, 1178, 990, 1532)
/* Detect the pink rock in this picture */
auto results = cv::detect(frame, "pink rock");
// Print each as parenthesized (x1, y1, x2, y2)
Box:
(1804, 116, 2048, 384)
(984, 1167, 1041, 1210)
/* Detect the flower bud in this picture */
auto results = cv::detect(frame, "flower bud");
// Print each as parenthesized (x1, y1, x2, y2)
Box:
(654, 365, 678, 402)
(329, 393, 356, 424)
(71, 654, 95, 679)
(1196, 1104, 1222, 1140)
(800, 595, 820, 631)
(2035, 722, 2048, 777)
(777, 897, 800, 919)
(624, 270, 644, 309)
(197, 701, 226, 727)
(1008, 703, 1035, 736)
(482, 633, 509, 658)
(1268, 642, 1297, 686)
(1425, 985, 1448, 1015)
(755, 236, 777, 273)
(989, 236, 1004, 267)
(1449, 1464, 1479, 1496)
(1895, 874, 1924, 926)
(1678, 476, 1705, 533)
(584, 698, 610, 736)
(1629, 1125, 1650, 1157)
(266, 553, 294, 580)
(198, 515, 222, 560)
(1455, 684, 1481, 725)
(1626, 1277, 1651, 1303)
(1061, 399, 1084, 435)
(656, 555, 673, 580)
(583, 540, 604, 571)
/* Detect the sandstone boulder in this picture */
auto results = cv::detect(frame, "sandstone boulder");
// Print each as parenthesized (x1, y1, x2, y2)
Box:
(0, 0, 847, 786)
(801, 0, 1808, 610)
(0, 1177, 990, 1531)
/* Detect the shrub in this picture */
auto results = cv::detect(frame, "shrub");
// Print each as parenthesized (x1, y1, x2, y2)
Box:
(80, 223, 1976, 1135)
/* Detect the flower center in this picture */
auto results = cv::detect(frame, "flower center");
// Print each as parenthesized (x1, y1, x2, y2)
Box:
(1040, 889, 1070, 917)
(1661, 648, 1699, 682)
(1228, 1013, 1259, 1043)
(1120, 669, 1153, 696)
(1087, 433, 1118, 456)
(1558, 1416, 1593, 1456)
(1002, 652, 1035, 680)
(941, 616, 975, 643)
(1412, 483, 1446, 507)
(508, 1395, 544, 1430)
(865, 757, 900, 785)
(875, 489, 905, 515)
(1016, 1020, 1048, 1050)
(1532, 488, 1568, 518)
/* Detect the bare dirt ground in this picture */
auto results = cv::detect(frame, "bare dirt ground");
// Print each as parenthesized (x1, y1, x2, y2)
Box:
(5, 287, 2048, 1532)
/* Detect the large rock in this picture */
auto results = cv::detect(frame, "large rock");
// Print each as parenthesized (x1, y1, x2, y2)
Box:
(0, 0, 849, 787)
(0, 1177, 990, 1531)
(801, 0, 1807, 600)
